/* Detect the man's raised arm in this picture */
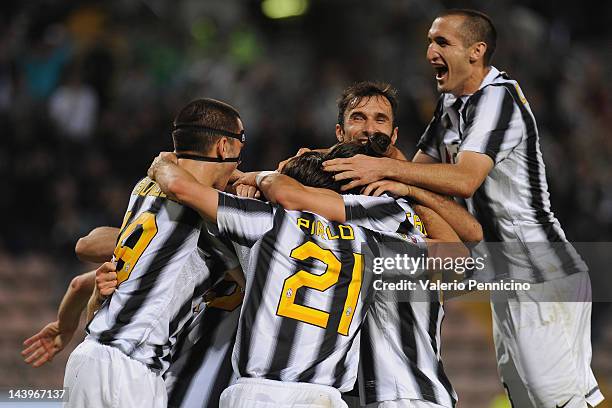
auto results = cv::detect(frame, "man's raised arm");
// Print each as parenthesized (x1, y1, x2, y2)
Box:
(362, 180, 482, 244)
(233, 172, 346, 222)
(75, 227, 119, 262)
(323, 151, 493, 198)
(22, 270, 96, 367)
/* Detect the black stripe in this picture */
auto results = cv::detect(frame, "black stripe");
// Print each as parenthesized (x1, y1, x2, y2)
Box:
(206, 330, 238, 408)
(166, 306, 229, 407)
(149, 344, 165, 372)
(237, 209, 287, 376)
(344, 203, 370, 224)
(165, 294, 196, 369)
(482, 90, 515, 162)
(585, 386, 600, 398)
(97, 201, 199, 344)
(427, 298, 456, 405)
(462, 91, 485, 140)
(353, 201, 404, 227)
(357, 230, 383, 404)
(472, 180, 515, 280)
(170, 275, 219, 363)
(397, 301, 438, 402)
(197, 229, 238, 285)
(219, 193, 274, 247)
(266, 212, 315, 380)
(359, 315, 378, 404)
(334, 230, 383, 389)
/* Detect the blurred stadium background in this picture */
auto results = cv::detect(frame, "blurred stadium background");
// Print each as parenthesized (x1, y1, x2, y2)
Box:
(0, 0, 611, 407)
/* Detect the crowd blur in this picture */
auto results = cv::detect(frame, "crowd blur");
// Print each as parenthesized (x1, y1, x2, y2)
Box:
(1, 0, 611, 400)
(2, 0, 611, 267)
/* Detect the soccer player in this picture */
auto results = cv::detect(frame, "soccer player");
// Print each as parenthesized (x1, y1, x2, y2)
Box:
(256, 83, 475, 408)
(273, 81, 407, 177)
(146, 148, 470, 408)
(62, 98, 245, 408)
(239, 138, 482, 408)
(323, 9, 602, 408)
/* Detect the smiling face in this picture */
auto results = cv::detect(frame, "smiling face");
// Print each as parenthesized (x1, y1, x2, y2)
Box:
(427, 15, 482, 96)
(336, 95, 398, 144)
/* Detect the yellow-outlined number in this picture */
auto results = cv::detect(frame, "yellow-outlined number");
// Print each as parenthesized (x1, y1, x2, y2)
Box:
(114, 211, 158, 285)
(276, 241, 364, 336)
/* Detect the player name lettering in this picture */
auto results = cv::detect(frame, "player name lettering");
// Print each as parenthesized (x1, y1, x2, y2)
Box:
(296, 218, 354, 240)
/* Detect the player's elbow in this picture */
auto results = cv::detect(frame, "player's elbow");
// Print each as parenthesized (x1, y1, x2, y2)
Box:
(454, 179, 479, 198)
(70, 275, 82, 291)
(465, 222, 483, 244)
(75, 235, 95, 262)
(70, 273, 93, 295)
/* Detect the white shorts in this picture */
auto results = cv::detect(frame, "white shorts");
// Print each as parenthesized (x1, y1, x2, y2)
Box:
(219, 377, 348, 408)
(63, 339, 167, 408)
(491, 272, 604, 408)
(366, 399, 448, 408)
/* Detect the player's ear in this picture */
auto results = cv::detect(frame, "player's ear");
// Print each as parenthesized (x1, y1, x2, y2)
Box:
(469, 42, 487, 64)
(335, 124, 344, 142)
(216, 137, 229, 160)
(391, 127, 398, 145)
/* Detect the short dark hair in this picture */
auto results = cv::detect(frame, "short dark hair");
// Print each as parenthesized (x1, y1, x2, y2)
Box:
(324, 132, 390, 194)
(337, 81, 399, 129)
(172, 98, 241, 153)
(280, 133, 392, 195)
(281, 151, 340, 192)
(438, 9, 497, 66)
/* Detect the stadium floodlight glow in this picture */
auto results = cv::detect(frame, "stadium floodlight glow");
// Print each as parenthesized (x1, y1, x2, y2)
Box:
(261, 0, 309, 19)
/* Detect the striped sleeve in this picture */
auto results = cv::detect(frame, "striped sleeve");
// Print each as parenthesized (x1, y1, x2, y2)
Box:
(197, 224, 241, 271)
(416, 96, 444, 160)
(343, 194, 407, 232)
(216, 192, 274, 246)
(460, 85, 524, 164)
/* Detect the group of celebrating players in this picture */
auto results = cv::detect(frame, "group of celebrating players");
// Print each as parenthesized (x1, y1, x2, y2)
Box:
(21, 8, 603, 408)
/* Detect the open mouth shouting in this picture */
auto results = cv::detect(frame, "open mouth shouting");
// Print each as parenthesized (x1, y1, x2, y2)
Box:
(433, 64, 448, 82)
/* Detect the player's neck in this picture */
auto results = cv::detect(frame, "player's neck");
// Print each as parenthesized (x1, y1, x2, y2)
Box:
(177, 160, 220, 188)
(453, 65, 491, 97)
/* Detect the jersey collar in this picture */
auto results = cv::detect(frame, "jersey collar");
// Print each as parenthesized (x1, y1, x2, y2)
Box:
(443, 66, 502, 109)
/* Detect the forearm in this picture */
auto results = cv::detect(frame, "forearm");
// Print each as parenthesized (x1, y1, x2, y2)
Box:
(57, 271, 95, 332)
(154, 164, 219, 222)
(260, 173, 345, 222)
(177, 179, 219, 223)
(413, 205, 460, 243)
(75, 227, 119, 262)
(259, 173, 305, 206)
(385, 160, 477, 198)
(407, 187, 482, 243)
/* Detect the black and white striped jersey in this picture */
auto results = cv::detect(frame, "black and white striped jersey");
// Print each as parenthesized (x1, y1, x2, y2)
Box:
(216, 192, 427, 392)
(87, 178, 223, 375)
(343, 194, 426, 237)
(344, 194, 457, 407)
(417, 66, 587, 282)
(165, 275, 242, 408)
